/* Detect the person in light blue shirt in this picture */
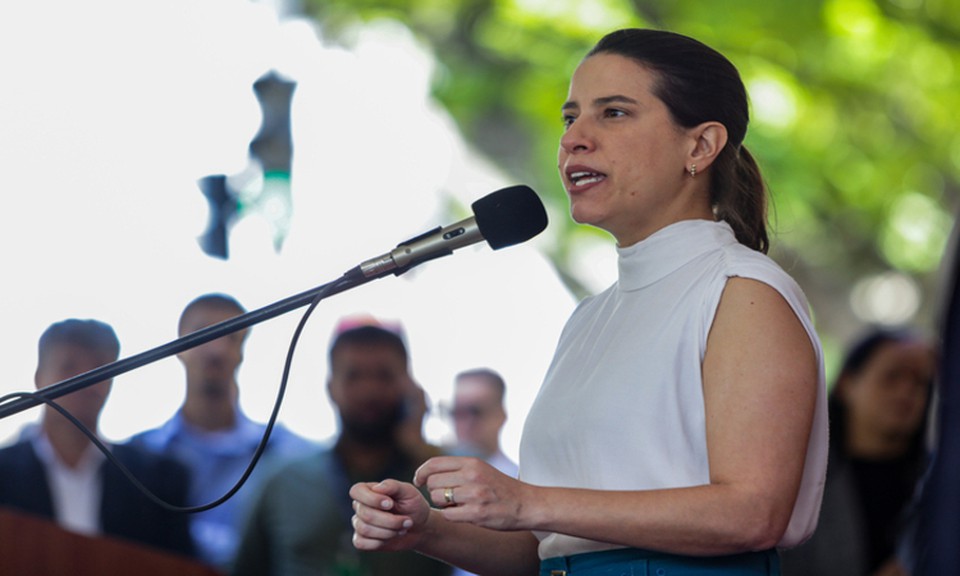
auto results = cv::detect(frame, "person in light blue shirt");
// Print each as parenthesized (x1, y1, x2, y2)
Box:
(446, 368, 518, 478)
(130, 293, 313, 570)
(446, 368, 518, 576)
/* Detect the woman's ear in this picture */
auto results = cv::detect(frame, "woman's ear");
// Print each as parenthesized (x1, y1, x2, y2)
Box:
(687, 121, 728, 172)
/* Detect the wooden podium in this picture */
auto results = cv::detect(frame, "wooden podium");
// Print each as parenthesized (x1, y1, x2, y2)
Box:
(0, 507, 223, 576)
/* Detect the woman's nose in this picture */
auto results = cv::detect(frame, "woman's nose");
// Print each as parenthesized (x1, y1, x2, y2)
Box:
(560, 120, 594, 154)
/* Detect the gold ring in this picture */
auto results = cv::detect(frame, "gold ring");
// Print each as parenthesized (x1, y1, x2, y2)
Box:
(443, 487, 455, 505)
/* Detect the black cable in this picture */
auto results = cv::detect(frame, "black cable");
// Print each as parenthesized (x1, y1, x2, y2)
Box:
(0, 273, 353, 514)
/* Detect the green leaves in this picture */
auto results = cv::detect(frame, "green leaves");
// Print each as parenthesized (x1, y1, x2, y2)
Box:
(302, 0, 960, 338)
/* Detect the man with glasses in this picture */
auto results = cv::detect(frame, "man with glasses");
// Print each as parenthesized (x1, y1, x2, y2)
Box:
(448, 368, 518, 480)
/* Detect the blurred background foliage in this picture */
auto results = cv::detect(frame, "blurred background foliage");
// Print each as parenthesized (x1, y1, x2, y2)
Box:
(300, 0, 959, 365)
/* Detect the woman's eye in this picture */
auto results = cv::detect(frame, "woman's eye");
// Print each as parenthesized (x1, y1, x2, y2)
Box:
(562, 114, 576, 128)
(604, 108, 626, 118)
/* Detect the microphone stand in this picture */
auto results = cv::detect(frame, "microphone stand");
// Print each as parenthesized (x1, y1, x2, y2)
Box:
(0, 266, 381, 420)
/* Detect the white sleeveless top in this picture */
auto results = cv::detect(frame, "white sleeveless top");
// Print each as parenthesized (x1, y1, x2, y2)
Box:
(519, 219, 828, 559)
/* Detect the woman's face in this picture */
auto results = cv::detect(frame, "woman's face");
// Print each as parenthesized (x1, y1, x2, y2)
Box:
(558, 53, 708, 246)
(843, 340, 934, 442)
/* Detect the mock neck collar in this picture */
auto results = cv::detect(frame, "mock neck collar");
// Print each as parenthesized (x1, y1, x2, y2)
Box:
(616, 219, 737, 291)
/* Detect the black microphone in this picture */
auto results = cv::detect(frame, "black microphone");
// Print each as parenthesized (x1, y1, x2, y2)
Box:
(353, 185, 548, 279)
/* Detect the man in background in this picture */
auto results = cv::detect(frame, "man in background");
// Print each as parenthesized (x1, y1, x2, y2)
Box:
(0, 318, 194, 557)
(131, 293, 313, 570)
(442, 368, 519, 576)
(232, 318, 450, 576)
(448, 368, 518, 478)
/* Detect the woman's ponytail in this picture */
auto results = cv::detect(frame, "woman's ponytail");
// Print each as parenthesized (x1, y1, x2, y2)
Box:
(712, 145, 769, 254)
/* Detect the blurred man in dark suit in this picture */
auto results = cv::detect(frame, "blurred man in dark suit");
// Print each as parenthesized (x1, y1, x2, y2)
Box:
(0, 318, 195, 557)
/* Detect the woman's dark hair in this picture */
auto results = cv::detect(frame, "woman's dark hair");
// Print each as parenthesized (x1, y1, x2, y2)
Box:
(587, 28, 769, 253)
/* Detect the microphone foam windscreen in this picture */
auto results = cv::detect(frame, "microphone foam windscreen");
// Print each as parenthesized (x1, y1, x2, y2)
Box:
(472, 185, 548, 250)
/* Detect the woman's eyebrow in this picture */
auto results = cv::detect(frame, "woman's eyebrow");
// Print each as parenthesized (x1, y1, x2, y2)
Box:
(561, 94, 639, 113)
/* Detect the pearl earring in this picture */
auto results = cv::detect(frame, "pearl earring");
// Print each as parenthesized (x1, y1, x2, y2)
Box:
(688, 164, 697, 177)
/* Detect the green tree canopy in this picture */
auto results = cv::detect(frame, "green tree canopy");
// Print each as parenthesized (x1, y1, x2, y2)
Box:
(302, 0, 960, 367)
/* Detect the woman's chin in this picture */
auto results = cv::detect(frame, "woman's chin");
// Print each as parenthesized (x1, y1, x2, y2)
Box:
(569, 204, 602, 227)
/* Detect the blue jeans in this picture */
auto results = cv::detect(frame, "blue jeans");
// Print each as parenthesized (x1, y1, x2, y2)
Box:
(540, 547, 781, 576)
